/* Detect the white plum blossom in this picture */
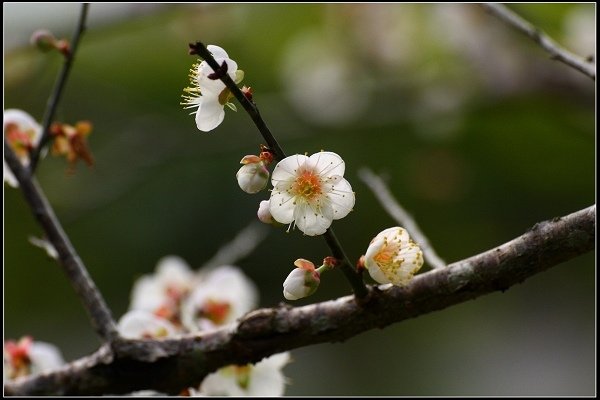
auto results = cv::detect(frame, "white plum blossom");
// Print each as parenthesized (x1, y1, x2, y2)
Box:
(4, 109, 42, 187)
(129, 256, 197, 326)
(364, 227, 424, 286)
(181, 265, 258, 332)
(182, 45, 241, 132)
(269, 151, 355, 236)
(117, 310, 178, 339)
(4, 336, 64, 380)
(283, 259, 321, 300)
(193, 352, 291, 397)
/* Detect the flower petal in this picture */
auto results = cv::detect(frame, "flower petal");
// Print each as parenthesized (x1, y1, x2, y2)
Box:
(198, 58, 238, 95)
(271, 154, 309, 184)
(328, 177, 355, 220)
(195, 96, 225, 132)
(269, 189, 296, 224)
(207, 45, 229, 59)
(307, 151, 345, 177)
(293, 200, 333, 236)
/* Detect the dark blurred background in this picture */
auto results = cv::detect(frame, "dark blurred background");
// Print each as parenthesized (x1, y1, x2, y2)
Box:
(4, 3, 595, 395)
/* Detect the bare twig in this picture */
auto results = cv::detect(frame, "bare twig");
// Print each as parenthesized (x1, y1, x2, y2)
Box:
(480, 3, 595, 80)
(358, 168, 446, 269)
(201, 221, 269, 269)
(5, 204, 594, 395)
(5, 142, 118, 343)
(189, 42, 368, 299)
(28, 3, 90, 171)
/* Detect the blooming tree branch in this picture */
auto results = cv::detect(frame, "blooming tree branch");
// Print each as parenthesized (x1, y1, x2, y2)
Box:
(28, 3, 90, 172)
(4, 142, 118, 343)
(480, 3, 596, 80)
(189, 41, 368, 299)
(5, 204, 594, 395)
(358, 167, 446, 270)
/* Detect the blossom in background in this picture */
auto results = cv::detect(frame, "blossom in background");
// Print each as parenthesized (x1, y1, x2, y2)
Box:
(50, 120, 94, 170)
(269, 151, 355, 236)
(117, 310, 178, 339)
(3, 109, 42, 187)
(282, 259, 321, 300)
(192, 352, 291, 397)
(129, 256, 197, 327)
(182, 45, 243, 132)
(364, 227, 424, 286)
(4, 336, 64, 380)
(181, 265, 258, 332)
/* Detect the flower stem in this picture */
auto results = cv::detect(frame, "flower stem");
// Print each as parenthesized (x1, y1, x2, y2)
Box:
(189, 42, 368, 299)
(28, 3, 90, 172)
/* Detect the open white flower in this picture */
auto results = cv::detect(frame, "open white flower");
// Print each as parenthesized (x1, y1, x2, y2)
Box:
(4, 109, 42, 187)
(4, 336, 64, 380)
(182, 45, 240, 132)
(193, 352, 291, 397)
(181, 265, 258, 332)
(117, 310, 178, 339)
(129, 256, 197, 325)
(269, 151, 355, 236)
(364, 227, 424, 286)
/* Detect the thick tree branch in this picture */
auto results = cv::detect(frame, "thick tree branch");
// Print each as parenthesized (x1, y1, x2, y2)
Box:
(5, 142, 118, 343)
(358, 167, 446, 270)
(189, 42, 368, 299)
(480, 3, 595, 80)
(5, 204, 594, 395)
(28, 3, 90, 172)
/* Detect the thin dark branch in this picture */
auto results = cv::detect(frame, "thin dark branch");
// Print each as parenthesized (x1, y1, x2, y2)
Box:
(5, 142, 118, 343)
(358, 167, 446, 270)
(480, 3, 595, 80)
(5, 204, 594, 395)
(189, 42, 368, 298)
(28, 3, 90, 171)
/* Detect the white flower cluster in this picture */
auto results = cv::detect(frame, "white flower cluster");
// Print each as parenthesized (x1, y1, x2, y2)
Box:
(118, 256, 290, 396)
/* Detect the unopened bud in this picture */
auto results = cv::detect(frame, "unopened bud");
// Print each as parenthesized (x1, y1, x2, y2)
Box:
(283, 259, 320, 300)
(242, 86, 253, 101)
(236, 161, 269, 194)
(30, 30, 57, 52)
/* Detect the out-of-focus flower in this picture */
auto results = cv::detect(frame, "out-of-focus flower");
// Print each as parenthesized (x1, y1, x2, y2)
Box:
(364, 227, 424, 286)
(3, 109, 42, 187)
(192, 352, 291, 397)
(283, 259, 321, 300)
(129, 256, 197, 327)
(117, 310, 178, 339)
(181, 265, 258, 332)
(236, 155, 270, 194)
(182, 45, 243, 132)
(4, 336, 64, 380)
(269, 151, 355, 236)
(50, 121, 94, 170)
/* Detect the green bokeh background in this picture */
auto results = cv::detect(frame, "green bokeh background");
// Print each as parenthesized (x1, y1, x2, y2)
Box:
(4, 3, 595, 396)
